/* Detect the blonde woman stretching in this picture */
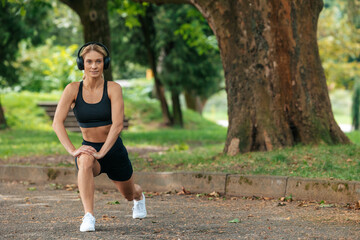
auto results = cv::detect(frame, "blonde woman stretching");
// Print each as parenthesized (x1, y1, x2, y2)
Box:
(53, 42, 146, 232)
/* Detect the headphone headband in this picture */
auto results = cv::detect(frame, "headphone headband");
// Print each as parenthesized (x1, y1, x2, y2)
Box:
(76, 42, 111, 70)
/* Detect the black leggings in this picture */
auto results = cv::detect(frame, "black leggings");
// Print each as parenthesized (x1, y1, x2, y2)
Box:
(75, 137, 133, 181)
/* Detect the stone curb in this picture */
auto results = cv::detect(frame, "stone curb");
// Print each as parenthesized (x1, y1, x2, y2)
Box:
(1, 165, 359, 203)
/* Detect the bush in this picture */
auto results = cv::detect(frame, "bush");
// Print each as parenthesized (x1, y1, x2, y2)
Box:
(14, 39, 82, 92)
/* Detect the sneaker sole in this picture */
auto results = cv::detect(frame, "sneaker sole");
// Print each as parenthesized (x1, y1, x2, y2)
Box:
(80, 228, 95, 232)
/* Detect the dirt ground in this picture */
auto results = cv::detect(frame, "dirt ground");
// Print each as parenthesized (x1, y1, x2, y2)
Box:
(1, 181, 359, 239)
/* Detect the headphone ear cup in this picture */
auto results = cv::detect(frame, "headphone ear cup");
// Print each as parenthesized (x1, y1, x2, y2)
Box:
(103, 56, 110, 70)
(76, 56, 84, 70)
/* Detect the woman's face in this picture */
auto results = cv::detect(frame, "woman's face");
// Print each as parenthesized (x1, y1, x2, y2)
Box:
(83, 50, 104, 78)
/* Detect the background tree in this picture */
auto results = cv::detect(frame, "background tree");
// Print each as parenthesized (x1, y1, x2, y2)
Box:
(110, 2, 223, 126)
(59, 0, 113, 81)
(318, 0, 359, 129)
(318, 0, 360, 90)
(155, 5, 223, 125)
(134, 0, 350, 154)
(109, 1, 173, 125)
(0, 0, 53, 128)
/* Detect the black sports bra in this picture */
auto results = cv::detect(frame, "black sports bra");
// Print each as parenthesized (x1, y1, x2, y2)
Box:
(73, 80, 112, 128)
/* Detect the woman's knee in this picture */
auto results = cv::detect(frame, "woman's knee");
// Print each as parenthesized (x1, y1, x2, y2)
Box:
(77, 154, 95, 170)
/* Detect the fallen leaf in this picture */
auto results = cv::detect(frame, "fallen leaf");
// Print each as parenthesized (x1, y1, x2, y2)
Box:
(228, 218, 241, 223)
(355, 201, 360, 210)
(209, 191, 220, 197)
(107, 200, 120, 205)
(177, 187, 191, 195)
(319, 203, 334, 208)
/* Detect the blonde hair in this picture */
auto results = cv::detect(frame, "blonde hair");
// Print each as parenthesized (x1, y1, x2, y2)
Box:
(80, 44, 107, 80)
(80, 44, 107, 58)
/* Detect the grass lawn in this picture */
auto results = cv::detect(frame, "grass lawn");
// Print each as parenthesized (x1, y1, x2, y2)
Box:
(1, 89, 360, 182)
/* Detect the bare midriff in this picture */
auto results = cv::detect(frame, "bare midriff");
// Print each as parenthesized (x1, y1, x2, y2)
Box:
(80, 124, 112, 143)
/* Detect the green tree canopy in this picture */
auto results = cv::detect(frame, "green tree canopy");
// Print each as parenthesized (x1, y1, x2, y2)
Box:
(0, 0, 53, 88)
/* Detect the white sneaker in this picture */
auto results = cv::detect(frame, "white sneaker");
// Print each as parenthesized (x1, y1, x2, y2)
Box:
(80, 212, 95, 232)
(133, 193, 147, 219)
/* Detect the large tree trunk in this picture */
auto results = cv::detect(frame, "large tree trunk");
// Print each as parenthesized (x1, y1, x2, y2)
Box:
(0, 98, 7, 129)
(60, 0, 113, 81)
(135, 0, 351, 154)
(138, 7, 173, 125)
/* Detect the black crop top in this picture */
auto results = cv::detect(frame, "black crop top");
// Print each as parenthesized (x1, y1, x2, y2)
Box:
(73, 80, 112, 128)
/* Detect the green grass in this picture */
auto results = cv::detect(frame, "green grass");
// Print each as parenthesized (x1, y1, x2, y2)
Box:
(2, 91, 61, 130)
(0, 128, 82, 159)
(134, 142, 360, 181)
(2, 89, 360, 182)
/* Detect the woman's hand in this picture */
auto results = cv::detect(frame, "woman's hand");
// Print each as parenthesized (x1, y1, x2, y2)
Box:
(91, 151, 105, 160)
(71, 145, 97, 157)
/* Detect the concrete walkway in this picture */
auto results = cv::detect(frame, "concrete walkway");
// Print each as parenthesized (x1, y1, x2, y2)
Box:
(1, 181, 359, 239)
(1, 165, 360, 204)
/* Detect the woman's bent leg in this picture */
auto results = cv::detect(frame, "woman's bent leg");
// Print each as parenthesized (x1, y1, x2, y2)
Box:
(77, 154, 101, 215)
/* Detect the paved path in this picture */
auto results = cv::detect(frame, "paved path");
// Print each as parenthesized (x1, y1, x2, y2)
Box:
(0, 181, 359, 239)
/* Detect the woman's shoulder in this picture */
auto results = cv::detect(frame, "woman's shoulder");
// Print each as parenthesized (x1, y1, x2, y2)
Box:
(107, 81, 123, 98)
(107, 81, 122, 91)
(107, 80, 121, 88)
(63, 81, 81, 95)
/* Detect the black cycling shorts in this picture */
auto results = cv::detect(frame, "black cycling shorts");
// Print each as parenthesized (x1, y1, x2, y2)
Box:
(75, 137, 133, 181)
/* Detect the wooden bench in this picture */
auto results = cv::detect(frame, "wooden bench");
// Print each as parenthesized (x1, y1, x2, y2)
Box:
(37, 102, 129, 132)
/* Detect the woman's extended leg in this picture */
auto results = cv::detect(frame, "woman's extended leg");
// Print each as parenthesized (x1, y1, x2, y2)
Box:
(77, 154, 101, 215)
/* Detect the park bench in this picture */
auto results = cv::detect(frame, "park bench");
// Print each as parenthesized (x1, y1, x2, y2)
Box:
(37, 102, 129, 132)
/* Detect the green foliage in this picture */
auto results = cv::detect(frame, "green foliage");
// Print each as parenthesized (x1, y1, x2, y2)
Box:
(109, 0, 148, 29)
(48, 1, 83, 46)
(109, 0, 150, 79)
(155, 5, 223, 98)
(1, 91, 60, 130)
(0, 0, 53, 88)
(318, 1, 360, 90)
(14, 39, 82, 91)
(110, 3, 223, 98)
(174, 7, 218, 55)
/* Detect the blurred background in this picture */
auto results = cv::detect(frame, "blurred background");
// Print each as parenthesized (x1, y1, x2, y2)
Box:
(0, 0, 359, 180)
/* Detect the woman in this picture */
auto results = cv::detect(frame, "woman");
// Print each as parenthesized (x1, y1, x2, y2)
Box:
(52, 42, 146, 232)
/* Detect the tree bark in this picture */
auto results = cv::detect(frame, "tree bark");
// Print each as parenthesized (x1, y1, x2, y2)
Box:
(135, 0, 351, 154)
(199, 0, 350, 154)
(60, 0, 113, 81)
(0, 97, 7, 129)
(171, 90, 183, 127)
(138, 7, 173, 125)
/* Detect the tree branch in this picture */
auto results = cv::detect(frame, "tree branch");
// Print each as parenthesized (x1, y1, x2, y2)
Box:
(59, 0, 83, 15)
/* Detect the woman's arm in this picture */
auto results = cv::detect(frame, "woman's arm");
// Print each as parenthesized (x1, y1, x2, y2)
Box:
(52, 83, 96, 157)
(92, 82, 124, 159)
